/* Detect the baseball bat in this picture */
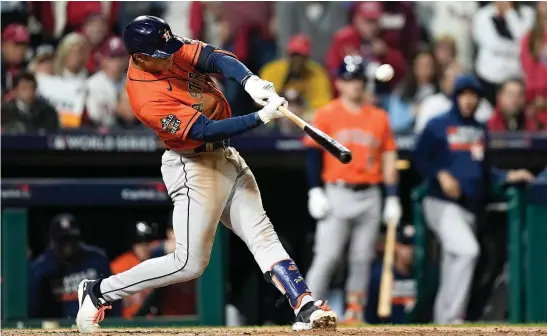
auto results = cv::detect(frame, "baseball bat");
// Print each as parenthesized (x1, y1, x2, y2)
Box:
(277, 106, 352, 164)
(378, 219, 397, 318)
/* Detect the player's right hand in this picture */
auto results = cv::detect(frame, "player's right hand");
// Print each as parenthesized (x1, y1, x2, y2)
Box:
(257, 96, 287, 123)
(307, 187, 331, 219)
(437, 170, 461, 199)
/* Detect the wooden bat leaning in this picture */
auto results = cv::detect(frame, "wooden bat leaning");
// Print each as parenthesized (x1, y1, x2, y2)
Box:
(378, 219, 397, 318)
(277, 106, 352, 164)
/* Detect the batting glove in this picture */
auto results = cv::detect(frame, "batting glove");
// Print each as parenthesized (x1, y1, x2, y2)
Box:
(307, 187, 331, 220)
(244, 75, 278, 107)
(383, 196, 402, 225)
(257, 96, 287, 123)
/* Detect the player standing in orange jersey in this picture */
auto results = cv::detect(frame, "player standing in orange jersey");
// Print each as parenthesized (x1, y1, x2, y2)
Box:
(304, 56, 402, 324)
(75, 16, 337, 333)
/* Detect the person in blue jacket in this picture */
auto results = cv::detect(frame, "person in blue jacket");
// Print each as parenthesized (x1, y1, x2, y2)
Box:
(28, 213, 121, 318)
(365, 224, 417, 324)
(413, 74, 534, 324)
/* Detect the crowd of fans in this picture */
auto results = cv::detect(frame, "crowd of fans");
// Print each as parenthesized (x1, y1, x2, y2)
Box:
(2, 1, 547, 135)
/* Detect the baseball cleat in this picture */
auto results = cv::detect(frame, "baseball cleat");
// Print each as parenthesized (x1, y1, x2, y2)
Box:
(76, 279, 111, 333)
(292, 300, 338, 331)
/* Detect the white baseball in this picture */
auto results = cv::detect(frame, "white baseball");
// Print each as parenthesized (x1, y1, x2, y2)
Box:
(375, 64, 394, 82)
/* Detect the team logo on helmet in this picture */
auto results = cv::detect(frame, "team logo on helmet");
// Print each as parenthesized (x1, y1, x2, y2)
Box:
(162, 29, 172, 42)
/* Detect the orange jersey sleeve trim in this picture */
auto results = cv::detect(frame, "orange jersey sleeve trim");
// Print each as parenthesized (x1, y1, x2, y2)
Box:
(137, 100, 201, 141)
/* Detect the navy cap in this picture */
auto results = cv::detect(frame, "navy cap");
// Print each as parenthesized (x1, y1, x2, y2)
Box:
(337, 55, 366, 81)
(397, 225, 415, 246)
(50, 213, 80, 240)
(134, 221, 156, 243)
(123, 15, 183, 59)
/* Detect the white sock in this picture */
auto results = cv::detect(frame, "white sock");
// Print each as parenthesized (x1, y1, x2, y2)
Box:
(294, 294, 315, 316)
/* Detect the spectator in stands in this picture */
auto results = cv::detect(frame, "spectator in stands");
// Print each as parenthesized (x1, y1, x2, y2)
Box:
(150, 215, 197, 316)
(351, 2, 420, 60)
(1, 1, 29, 32)
(110, 90, 145, 131)
(53, 32, 89, 80)
(326, 2, 406, 94)
(521, 2, 547, 122)
(473, 2, 535, 105)
(81, 12, 112, 74)
(433, 35, 457, 73)
(1, 24, 30, 96)
(275, 2, 349, 64)
(28, 213, 120, 319)
(419, 2, 477, 70)
(1, 72, 59, 134)
(29, 2, 119, 42)
(28, 45, 55, 76)
(260, 34, 332, 111)
(187, 2, 226, 46)
(366, 225, 417, 324)
(36, 33, 88, 129)
(488, 78, 547, 132)
(85, 36, 127, 130)
(111, 221, 158, 318)
(387, 49, 439, 133)
(415, 62, 493, 134)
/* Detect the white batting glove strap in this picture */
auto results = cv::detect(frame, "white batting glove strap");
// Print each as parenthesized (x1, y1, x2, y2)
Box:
(244, 75, 278, 107)
(307, 187, 331, 220)
(383, 196, 402, 225)
(257, 96, 286, 123)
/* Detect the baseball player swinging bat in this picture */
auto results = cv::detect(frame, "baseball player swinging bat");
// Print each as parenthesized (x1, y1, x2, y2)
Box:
(278, 106, 353, 164)
(378, 219, 397, 318)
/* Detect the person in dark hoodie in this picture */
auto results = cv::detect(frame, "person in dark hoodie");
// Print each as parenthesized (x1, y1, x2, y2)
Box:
(413, 74, 534, 325)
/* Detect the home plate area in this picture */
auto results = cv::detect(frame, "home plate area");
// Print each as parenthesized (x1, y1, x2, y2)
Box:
(3, 326, 547, 336)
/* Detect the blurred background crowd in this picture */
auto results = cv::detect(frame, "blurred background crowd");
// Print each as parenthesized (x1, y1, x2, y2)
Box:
(2, 1, 547, 136)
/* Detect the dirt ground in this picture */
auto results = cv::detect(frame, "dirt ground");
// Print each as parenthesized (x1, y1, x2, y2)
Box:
(3, 326, 547, 336)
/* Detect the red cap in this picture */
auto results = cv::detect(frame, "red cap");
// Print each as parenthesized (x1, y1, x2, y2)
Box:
(100, 36, 127, 58)
(287, 34, 311, 56)
(2, 24, 30, 43)
(356, 2, 383, 20)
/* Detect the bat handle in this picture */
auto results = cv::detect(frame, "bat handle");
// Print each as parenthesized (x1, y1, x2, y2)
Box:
(278, 106, 308, 130)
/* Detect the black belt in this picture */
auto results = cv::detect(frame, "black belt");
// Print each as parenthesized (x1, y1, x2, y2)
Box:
(167, 140, 230, 153)
(330, 182, 376, 191)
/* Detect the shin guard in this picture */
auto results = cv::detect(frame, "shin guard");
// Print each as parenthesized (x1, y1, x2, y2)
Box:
(264, 259, 311, 309)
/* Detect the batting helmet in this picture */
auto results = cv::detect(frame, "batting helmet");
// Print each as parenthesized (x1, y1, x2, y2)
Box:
(123, 15, 183, 59)
(337, 55, 366, 81)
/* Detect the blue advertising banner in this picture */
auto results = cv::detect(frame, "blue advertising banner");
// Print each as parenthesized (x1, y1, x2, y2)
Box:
(3, 132, 547, 153)
(1, 179, 170, 206)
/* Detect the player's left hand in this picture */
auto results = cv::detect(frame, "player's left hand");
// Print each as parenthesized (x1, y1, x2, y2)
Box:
(244, 75, 281, 107)
(506, 169, 535, 183)
(383, 196, 401, 225)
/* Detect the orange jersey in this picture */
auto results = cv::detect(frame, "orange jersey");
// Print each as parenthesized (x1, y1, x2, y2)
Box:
(304, 99, 396, 184)
(125, 39, 233, 151)
(111, 251, 154, 319)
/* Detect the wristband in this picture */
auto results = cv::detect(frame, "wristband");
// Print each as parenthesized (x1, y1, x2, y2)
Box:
(386, 184, 398, 197)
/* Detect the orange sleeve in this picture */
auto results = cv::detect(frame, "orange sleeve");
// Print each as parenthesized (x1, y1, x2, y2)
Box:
(138, 100, 201, 140)
(303, 109, 329, 148)
(175, 39, 237, 68)
(381, 112, 397, 152)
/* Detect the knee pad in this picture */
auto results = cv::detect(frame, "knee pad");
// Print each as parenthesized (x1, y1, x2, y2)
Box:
(264, 259, 311, 309)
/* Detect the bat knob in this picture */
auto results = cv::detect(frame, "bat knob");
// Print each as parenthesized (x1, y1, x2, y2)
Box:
(340, 151, 352, 164)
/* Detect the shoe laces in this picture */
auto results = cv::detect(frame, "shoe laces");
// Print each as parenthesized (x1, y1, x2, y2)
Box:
(316, 300, 332, 311)
(92, 304, 112, 324)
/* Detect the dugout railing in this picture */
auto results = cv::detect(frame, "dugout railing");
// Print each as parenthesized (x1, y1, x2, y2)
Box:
(412, 180, 547, 323)
(1, 179, 226, 328)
